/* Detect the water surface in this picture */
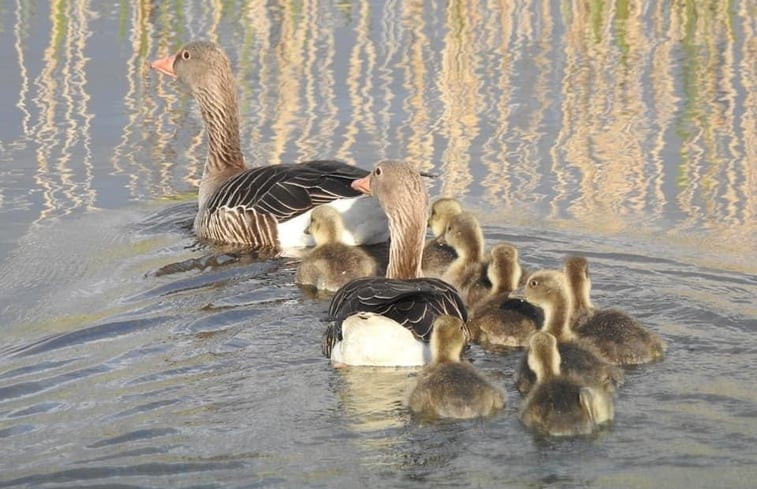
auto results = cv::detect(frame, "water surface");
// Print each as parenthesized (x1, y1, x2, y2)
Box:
(0, 1, 755, 488)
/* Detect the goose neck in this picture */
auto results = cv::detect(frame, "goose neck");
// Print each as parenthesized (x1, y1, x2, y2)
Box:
(384, 203, 427, 279)
(194, 83, 245, 193)
(385, 219, 424, 279)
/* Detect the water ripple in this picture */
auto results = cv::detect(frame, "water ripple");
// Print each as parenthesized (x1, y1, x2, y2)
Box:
(0, 461, 247, 489)
(7, 317, 169, 359)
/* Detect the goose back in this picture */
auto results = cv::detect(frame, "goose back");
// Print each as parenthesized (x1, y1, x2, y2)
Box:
(322, 276, 467, 357)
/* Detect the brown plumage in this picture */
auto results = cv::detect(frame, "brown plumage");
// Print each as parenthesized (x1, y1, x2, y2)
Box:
(295, 206, 377, 292)
(564, 256, 667, 365)
(408, 316, 505, 420)
(151, 41, 387, 248)
(520, 331, 614, 437)
(322, 161, 467, 360)
(440, 212, 488, 307)
(468, 244, 543, 350)
(422, 198, 462, 278)
(514, 270, 623, 395)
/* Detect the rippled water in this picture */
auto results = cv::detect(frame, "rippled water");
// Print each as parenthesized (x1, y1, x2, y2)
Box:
(0, 1, 755, 488)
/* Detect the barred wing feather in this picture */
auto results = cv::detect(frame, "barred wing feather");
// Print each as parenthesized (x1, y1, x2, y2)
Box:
(322, 277, 467, 357)
(206, 160, 369, 221)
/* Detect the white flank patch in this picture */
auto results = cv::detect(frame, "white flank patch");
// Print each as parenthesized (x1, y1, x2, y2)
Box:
(277, 196, 389, 249)
(330, 312, 430, 367)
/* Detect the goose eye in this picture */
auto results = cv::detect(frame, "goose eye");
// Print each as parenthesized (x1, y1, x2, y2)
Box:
(374, 167, 382, 176)
(181, 50, 191, 60)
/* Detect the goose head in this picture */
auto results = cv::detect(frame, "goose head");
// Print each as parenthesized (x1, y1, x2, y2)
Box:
(151, 41, 244, 193)
(524, 270, 575, 341)
(152, 41, 236, 98)
(563, 255, 594, 311)
(428, 198, 463, 238)
(307, 206, 344, 246)
(487, 243, 522, 294)
(443, 212, 484, 263)
(527, 331, 561, 382)
(430, 315, 467, 364)
(351, 160, 429, 279)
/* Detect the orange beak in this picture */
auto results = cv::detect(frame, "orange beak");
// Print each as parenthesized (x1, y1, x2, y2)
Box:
(351, 175, 372, 195)
(150, 53, 177, 78)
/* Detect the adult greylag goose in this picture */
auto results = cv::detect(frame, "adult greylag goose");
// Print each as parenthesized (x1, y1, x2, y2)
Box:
(519, 331, 614, 437)
(440, 212, 490, 307)
(421, 198, 462, 278)
(408, 316, 505, 420)
(150, 41, 387, 249)
(295, 206, 378, 292)
(564, 256, 667, 365)
(467, 244, 543, 350)
(513, 269, 623, 395)
(322, 160, 467, 366)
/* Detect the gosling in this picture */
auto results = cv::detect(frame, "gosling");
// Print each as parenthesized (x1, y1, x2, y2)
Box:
(468, 244, 543, 350)
(295, 206, 377, 292)
(440, 212, 489, 307)
(422, 198, 463, 278)
(564, 256, 667, 365)
(514, 269, 623, 395)
(408, 315, 505, 420)
(520, 331, 614, 437)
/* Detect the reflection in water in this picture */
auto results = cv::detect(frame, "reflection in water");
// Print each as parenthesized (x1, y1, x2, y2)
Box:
(336, 367, 415, 434)
(2, 0, 753, 252)
(26, 0, 96, 222)
(13, 0, 32, 137)
(0, 3, 755, 487)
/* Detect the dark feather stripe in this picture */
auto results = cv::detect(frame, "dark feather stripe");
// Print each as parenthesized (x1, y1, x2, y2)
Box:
(321, 277, 467, 357)
(201, 160, 369, 246)
(201, 206, 278, 247)
(207, 162, 366, 217)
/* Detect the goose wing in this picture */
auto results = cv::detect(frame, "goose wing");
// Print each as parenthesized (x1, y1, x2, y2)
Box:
(322, 277, 467, 357)
(205, 160, 369, 222)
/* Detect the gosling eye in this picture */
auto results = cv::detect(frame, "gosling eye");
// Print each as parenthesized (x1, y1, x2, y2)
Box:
(529, 279, 539, 287)
(181, 50, 191, 60)
(374, 167, 382, 176)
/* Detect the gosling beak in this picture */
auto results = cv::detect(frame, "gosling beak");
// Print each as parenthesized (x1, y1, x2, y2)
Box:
(510, 287, 526, 301)
(150, 53, 177, 78)
(351, 175, 372, 195)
